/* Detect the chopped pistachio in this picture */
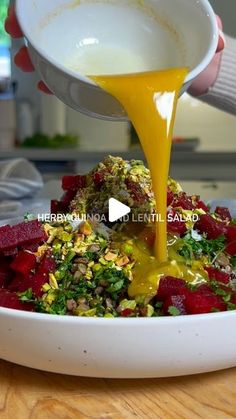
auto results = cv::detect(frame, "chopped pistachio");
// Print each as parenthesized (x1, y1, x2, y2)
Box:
(49, 273, 59, 289)
(104, 252, 117, 261)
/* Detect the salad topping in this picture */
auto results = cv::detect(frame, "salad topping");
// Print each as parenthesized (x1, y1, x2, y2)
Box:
(0, 157, 236, 317)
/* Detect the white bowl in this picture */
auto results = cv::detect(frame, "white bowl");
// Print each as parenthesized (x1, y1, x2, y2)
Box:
(1, 308, 236, 378)
(16, 0, 218, 120)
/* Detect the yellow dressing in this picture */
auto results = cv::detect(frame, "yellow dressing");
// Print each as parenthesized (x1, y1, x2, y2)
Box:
(118, 235, 208, 299)
(92, 68, 188, 263)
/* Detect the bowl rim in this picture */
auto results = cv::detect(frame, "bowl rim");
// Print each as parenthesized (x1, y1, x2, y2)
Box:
(16, 0, 219, 86)
(1, 306, 236, 324)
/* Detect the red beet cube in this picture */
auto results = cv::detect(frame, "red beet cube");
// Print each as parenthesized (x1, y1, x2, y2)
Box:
(0, 289, 34, 311)
(30, 273, 49, 297)
(8, 274, 32, 293)
(225, 241, 236, 256)
(197, 200, 209, 213)
(205, 267, 231, 284)
(60, 190, 77, 206)
(62, 175, 86, 191)
(215, 207, 232, 221)
(185, 292, 227, 314)
(51, 200, 67, 215)
(197, 284, 214, 295)
(10, 251, 37, 277)
(93, 171, 106, 190)
(226, 225, 236, 243)
(13, 220, 47, 247)
(231, 294, 236, 305)
(195, 214, 227, 240)
(0, 225, 17, 251)
(157, 277, 188, 301)
(163, 294, 187, 315)
(0, 259, 13, 288)
(121, 308, 134, 317)
(167, 210, 187, 236)
(37, 251, 56, 276)
(172, 193, 194, 210)
(3, 248, 18, 257)
(167, 189, 174, 206)
(22, 243, 40, 253)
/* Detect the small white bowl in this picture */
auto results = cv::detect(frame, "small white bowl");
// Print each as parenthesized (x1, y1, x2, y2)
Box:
(16, 0, 218, 120)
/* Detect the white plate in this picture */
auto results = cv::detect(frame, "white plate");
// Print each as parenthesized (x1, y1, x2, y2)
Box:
(0, 199, 236, 378)
(0, 309, 236, 378)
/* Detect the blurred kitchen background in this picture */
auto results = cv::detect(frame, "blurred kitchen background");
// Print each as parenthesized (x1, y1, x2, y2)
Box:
(0, 0, 236, 202)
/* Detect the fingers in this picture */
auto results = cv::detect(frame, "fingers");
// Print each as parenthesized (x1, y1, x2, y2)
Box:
(14, 46, 35, 72)
(38, 81, 53, 95)
(216, 15, 225, 53)
(217, 30, 225, 53)
(5, 6, 23, 38)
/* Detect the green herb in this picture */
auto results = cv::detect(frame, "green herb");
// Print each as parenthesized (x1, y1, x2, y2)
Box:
(179, 234, 226, 263)
(18, 288, 33, 302)
(231, 256, 236, 269)
(168, 306, 181, 316)
(21, 133, 79, 149)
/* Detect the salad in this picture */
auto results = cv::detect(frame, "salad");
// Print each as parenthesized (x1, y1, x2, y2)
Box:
(0, 156, 236, 317)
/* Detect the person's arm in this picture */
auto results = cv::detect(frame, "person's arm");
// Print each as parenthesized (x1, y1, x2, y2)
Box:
(197, 35, 236, 115)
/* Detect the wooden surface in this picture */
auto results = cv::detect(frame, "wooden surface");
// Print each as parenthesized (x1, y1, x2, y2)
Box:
(0, 361, 236, 419)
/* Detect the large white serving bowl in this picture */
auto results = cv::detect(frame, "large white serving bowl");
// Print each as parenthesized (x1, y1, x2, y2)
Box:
(1, 308, 236, 378)
(16, 0, 218, 120)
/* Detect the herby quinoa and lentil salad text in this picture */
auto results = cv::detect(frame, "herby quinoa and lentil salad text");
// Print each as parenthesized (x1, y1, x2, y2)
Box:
(0, 156, 236, 317)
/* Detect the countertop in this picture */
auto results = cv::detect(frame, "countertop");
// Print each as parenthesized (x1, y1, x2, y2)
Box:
(0, 360, 236, 418)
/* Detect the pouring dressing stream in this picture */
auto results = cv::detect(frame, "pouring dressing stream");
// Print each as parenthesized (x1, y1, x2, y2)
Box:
(92, 68, 188, 262)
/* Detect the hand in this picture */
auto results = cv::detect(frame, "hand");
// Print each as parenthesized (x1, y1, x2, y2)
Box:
(5, 6, 52, 94)
(188, 16, 225, 97)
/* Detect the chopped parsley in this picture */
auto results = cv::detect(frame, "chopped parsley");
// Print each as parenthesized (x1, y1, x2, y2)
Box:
(179, 234, 226, 263)
(168, 306, 181, 316)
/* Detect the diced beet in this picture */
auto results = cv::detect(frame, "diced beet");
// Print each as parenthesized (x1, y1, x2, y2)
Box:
(167, 210, 187, 236)
(197, 200, 209, 213)
(93, 171, 106, 190)
(167, 189, 174, 206)
(51, 200, 60, 214)
(163, 294, 187, 315)
(138, 226, 155, 248)
(185, 292, 227, 314)
(60, 190, 77, 206)
(3, 248, 18, 257)
(50, 200, 67, 215)
(231, 294, 236, 305)
(197, 284, 214, 295)
(22, 243, 40, 253)
(226, 225, 236, 243)
(215, 206, 232, 221)
(0, 225, 17, 251)
(0, 289, 34, 311)
(37, 251, 56, 276)
(157, 277, 188, 301)
(172, 193, 194, 210)
(30, 273, 48, 297)
(205, 267, 231, 284)
(62, 175, 86, 191)
(121, 308, 134, 317)
(195, 214, 227, 240)
(0, 259, 13, 288)
(225, 241, 236, 256)
(125, 180, 146, 204)
(10, 251, 37, 277)
(8, 274, 32, 293)
(12, 220, 47, 247)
